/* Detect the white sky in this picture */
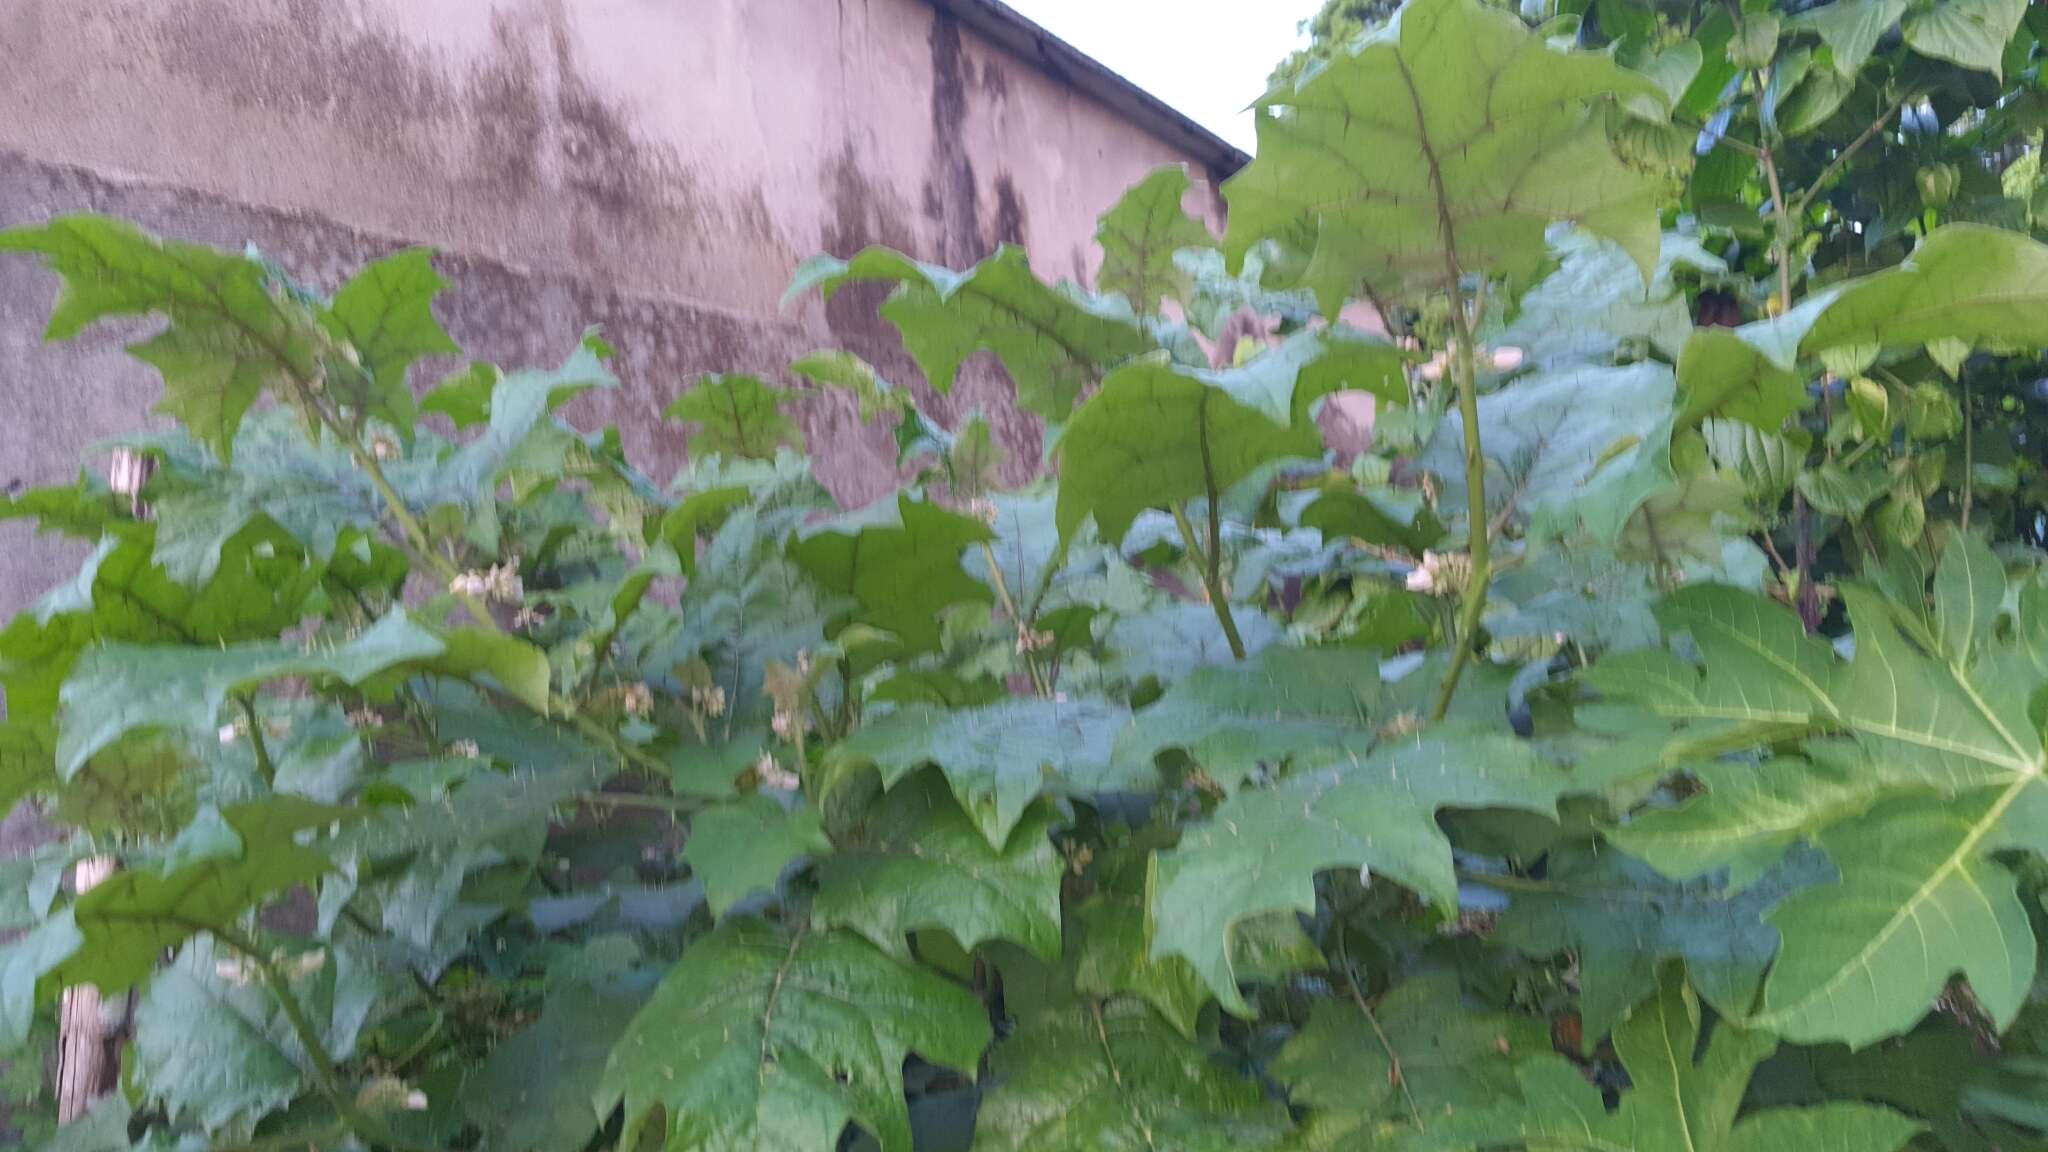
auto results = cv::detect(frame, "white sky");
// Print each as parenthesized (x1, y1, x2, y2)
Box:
(1005, 1, 1324, 151)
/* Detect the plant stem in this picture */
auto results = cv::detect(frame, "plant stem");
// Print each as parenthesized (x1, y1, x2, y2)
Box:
(1430, 284, 1491, 724)
(574, 789, 703, 813)
(214, 926, 450, 1152)
(979, 541, 1050, 696)
(237, 694, 276, 785)
(1171, 503, 1246, 661)
(1960, 369, 1974, 532)
(1336, 932, 1422, 1131)
(1792, 94, 1908, 219)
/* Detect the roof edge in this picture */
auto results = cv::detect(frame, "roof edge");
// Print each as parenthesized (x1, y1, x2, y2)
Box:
(919, 0, 1252, 179)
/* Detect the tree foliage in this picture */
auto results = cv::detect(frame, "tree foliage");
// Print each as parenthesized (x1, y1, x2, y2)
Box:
(3, 0, 2048, 1146)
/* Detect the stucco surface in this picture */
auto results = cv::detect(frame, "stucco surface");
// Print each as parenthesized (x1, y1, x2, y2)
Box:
(0, 0, 1231, 617)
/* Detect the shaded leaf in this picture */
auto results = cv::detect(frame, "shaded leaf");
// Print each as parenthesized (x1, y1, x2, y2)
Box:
(971, 998, 1291, 1152)
(597, 919, 990, 1152)
(684, 793, 831, 917)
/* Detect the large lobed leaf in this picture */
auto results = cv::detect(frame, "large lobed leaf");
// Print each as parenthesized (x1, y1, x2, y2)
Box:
(1594, 535, 2048, 1046)
(1224, 0, 1668, 311)
(1149, 729, 1574, 1012)
(1057, 329, 1407, 547)
(971, 997, 1291, 1152)
(0, 216, 323, 460)
(597, 919, 990, 1152)
(822, 697, 1133, 849)
(1095, 165, 1217, 316)
(785, 245, 1153, 420)
(56, 610, 444, 776)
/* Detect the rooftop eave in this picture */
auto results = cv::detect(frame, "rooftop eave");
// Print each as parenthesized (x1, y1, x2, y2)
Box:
(919, 0, 1252, 179)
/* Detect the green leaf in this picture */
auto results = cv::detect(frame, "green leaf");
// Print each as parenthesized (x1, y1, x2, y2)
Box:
(1096, 165, 1215, 315)
(1293, 486, 1444, 556)
(971, 998, 1291, 1152)
(132, 936, 374, 1135)
(790, 495, 993, 655)
(56, 610, 444, 775)
(665, 373, 802, 460)
(0, 215, 322, 460)
(682, 794, 831, 917)
(1905, 0, 2029, 74)
(425, 627, 553, 715)
(789, 350, 912, 424)
(1420, 363, 1676, 545)
(1224, 0, 1667, 311)
(1495, 229, 1724, 370)
(597, 919, 990, 1152)
(1802, 226, 2048, 356)
(0, 910, 84, 1051)
(1058, 330, 1406, 546)
(325, 247, 460, 431)
(813, 770, 1063, 959)
(462, 984, 638, 1152)
(57, 798, 346, 997)
(1492, 843, 1832, 1047)
(1272, 971, 1558, 1147)
(1150, 730, 1570, 1013)
(1595, 557, 2048, 1046)
(787, 245, 1153, 420)
(1795, 461, 1890, 519)
(1607, 966, 1917, 1152)
(1790, 0, 1912, 77)
(822, 697, 1132, 849)
(1676, 328, 1811, 432)
(1113, 645, 1383, 791)
(1605, 749, 1882, 892)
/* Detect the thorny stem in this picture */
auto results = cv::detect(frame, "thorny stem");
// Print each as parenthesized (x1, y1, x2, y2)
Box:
(980, 540, 1051, 696)
(1172, 503, 1246, 660)
(1430, 282, 1491, 724)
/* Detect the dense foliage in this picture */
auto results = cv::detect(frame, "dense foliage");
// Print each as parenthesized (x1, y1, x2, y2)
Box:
(4, 0, 2048, 1147)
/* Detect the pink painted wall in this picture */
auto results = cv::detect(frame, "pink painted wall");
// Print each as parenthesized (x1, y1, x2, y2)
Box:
(0, 0, 1233, 615)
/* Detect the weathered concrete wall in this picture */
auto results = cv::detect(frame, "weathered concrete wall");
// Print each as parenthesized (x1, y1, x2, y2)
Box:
(0, 0, 1230, 616)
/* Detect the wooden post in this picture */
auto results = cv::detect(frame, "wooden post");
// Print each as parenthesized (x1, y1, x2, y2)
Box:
(55, 855, 115, 1123)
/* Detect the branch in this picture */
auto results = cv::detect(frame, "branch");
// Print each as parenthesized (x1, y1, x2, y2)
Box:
(1792, 94, 1908, 220)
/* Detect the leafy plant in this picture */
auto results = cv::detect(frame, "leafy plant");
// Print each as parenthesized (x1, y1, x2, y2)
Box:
(2, 0, 2047, 1147)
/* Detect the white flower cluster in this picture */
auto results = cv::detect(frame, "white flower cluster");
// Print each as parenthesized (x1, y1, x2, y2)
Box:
(1404, 550, 1471, 597)
(968, 497, 1000, 525)
(449, 559, 524, 604)
(448, 739, 482, 760)
(622, 682, 654, 718)
(771, 710, 801, 742)
(755, 752, 801, 792)
(689, 684, 728, 718)
(1015, 626, 1054, 655)
(1416, 343, 1525, 382)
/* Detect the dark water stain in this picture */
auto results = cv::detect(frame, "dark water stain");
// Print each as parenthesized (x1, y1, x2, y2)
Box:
(923, 12, 983, 269)
(991, 172, 1027, 247)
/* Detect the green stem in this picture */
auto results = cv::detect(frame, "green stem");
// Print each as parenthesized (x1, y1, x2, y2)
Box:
(980, 541, 1050, 696)
(574, 790, 704, 813)
(237, 694, 276, 785)
(1172, 503, 1246, 661)
(213, 927, 450, 1152)
(1430, 285, 1491, 724)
